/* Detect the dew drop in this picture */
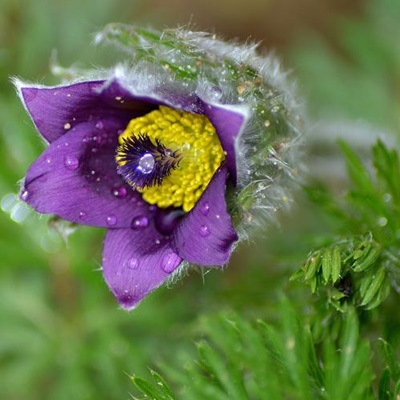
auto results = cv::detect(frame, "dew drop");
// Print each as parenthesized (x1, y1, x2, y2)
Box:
(106, 214, 117, 226)
(126, 257, 139, 270)
(78, 211, 87, 220)
(200, 202, 210, 216)
(45, 155, 52, 164)
(95, 121, 104, 130)
(199, 224, 210, 237)
(137, 153, 155, 174)
(121, 290, 132, 303)
(161, 252, 180, 273)
(378, 217, 388, 227)
(384, 193, 392, 202)
(64, 155, 79, 171)
(131, 215, 149, 229)
(209, 85, 223, 100)
(20, 190, 29, 201)
(64, 123, 71, 130)
(112, 186, 128, 199)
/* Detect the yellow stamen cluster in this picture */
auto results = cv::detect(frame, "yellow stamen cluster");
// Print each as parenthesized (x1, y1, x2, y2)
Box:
(118, 106, 225, 212)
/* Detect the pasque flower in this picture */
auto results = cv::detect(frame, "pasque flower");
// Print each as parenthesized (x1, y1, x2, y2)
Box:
(16, 25, 302, 309)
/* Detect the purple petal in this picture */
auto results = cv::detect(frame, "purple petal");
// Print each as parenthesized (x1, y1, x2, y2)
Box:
(18, 80, 156, 143)
(102, 226, 182, 309)
(172, 165, 238, 265)
(22, 119, 150, 228)
(203, 103, 248, 184)
(18, 79, 246, 185)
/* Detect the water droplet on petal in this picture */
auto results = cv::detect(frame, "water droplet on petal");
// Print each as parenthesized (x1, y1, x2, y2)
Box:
(112, 186, 128, 199)
(200, 202, 210, 216)
(200, 225, 210, 237)
(106, 214, 117, 226)
(20, 190, 29, 201)
(126, 257, 139, 270)
(120, 290, 132, 303)
(45, 155, 52, 164)
(95, 121, 104, 130)
(78, 211, 86, 220)
(131, 215, 149, 229)
(161, 252, 180, 273)
(64, 155, 79, 171)
(137, 153, 155, 174)
(209, 85, 223, 100)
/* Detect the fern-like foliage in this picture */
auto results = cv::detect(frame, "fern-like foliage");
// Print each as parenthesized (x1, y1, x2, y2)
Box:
(291, 140, 400, 311)
(130, 298, 385, 400)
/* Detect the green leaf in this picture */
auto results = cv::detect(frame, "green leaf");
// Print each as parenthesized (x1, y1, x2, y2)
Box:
(304, 251, 322, 281)
(132, 375, 165, 400)
(359, 266, 386, 306)
(321, 248, 333, 283)
(379, 339, 400, 380)
(352, 239, 381, 272)
(331, 246, 342, 283)
(149, 370, 176, 400)
(378, 369, 391, 400)
(339, 140, 375, 195)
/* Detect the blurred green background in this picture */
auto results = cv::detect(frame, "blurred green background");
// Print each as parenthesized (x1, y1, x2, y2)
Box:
(1, 0, 399, 399)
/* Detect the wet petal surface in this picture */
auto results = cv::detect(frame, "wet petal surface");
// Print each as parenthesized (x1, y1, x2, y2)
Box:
(20, 80, 156, 143)
(172, 165, 238, 265)
(203, 103, 247, 184)
(22, 119, 150, 228)
(102, 226, 182, 310)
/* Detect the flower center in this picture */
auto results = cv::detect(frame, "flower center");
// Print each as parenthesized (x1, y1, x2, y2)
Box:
(116, 133, 181, 188)
(116, 106, 225, 212)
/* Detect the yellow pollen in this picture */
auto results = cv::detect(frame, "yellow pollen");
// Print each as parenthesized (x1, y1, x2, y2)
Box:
(118, 106, 225, 212)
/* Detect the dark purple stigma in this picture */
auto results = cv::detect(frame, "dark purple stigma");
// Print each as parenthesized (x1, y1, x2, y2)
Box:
(116, 133, 181, 188)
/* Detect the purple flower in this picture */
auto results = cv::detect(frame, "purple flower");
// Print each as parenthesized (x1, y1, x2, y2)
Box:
(16, 77, 247, 309)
